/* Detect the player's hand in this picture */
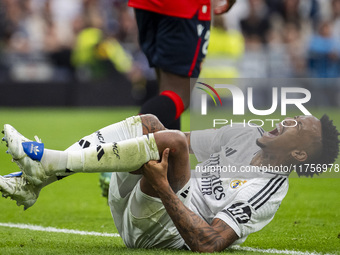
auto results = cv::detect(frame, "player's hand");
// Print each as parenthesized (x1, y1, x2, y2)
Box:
(214, 0, 236, 15)
(142, 148, 170, 191)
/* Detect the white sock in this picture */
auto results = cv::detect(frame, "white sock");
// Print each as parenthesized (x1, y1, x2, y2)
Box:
(41, 150, 68, 175)
(41, 134, 159, 175)
(41, 116, 143, 177)
(66, 116, 143, 152)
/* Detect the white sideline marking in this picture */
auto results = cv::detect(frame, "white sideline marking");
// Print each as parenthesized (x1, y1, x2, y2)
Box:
(232, 245, 334, 255)
(0, 222, 120, 237)
(0, 222, 335, 255)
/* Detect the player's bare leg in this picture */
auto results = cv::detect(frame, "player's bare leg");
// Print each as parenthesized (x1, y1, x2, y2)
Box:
(140, 69, 193, 130)
(158, 69, 191, 109)
(139, 130, 191, 197)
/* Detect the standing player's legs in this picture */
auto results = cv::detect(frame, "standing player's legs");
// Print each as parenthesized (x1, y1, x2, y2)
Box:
(136, 9, 210, 130)
(156, 70, 190, 130)
(99, 9, 210, 196)
(141, 68, 192, 130)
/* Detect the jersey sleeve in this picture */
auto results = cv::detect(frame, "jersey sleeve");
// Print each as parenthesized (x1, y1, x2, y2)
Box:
(191, 124, 262, 162)
(214, 177, 288, 239)
(190, 128, 217, 161)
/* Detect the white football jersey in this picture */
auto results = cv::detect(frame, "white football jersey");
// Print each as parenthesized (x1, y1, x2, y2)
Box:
(189, 124, 289, 244)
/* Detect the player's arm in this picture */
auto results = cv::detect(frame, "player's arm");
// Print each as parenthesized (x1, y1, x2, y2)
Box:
(142, 149, 238, 252)
(214, 0, 237, 15)
(159, 187, 238, 252)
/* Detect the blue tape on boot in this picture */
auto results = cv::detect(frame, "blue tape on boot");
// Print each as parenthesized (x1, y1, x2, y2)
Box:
(22, 142, 44, 161)
(3, 172, 23, 178)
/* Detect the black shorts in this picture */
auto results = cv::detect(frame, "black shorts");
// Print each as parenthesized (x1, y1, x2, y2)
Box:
(135, 9, 211, 78)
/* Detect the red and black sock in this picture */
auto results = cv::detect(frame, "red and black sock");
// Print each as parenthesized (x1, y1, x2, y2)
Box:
(139, 90, 184, 130)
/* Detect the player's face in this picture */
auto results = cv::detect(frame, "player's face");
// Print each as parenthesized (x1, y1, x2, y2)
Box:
(256, 116, 322, 156)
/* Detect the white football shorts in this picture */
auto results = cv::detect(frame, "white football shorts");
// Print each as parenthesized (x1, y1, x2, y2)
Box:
(108, 172, 192, 249)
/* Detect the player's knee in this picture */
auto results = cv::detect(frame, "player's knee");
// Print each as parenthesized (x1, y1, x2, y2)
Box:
(167, 131, 188, 155)
(140, 114, 166, 132)
(154, 130, 188, 155)
(140, 113, 159, 122)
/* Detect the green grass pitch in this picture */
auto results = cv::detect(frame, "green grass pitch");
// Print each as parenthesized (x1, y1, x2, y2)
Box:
(0, 107, 339, 255)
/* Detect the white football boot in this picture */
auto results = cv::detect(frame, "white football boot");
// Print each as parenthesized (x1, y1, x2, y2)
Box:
(0, 172, 40, 210)
(2, 124, 49, 185)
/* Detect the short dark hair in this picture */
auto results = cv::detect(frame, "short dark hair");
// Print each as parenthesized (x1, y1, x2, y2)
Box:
(296, 114, 340, 177)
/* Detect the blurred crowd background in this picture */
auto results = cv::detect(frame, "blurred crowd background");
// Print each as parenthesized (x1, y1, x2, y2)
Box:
(0, 0, 339, 105)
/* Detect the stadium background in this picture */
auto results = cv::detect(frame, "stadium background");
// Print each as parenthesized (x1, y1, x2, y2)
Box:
(0, 0, 339, 254)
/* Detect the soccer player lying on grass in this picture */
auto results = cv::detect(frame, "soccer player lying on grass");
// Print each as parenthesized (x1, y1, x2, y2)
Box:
(0, 114, 339, 252)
